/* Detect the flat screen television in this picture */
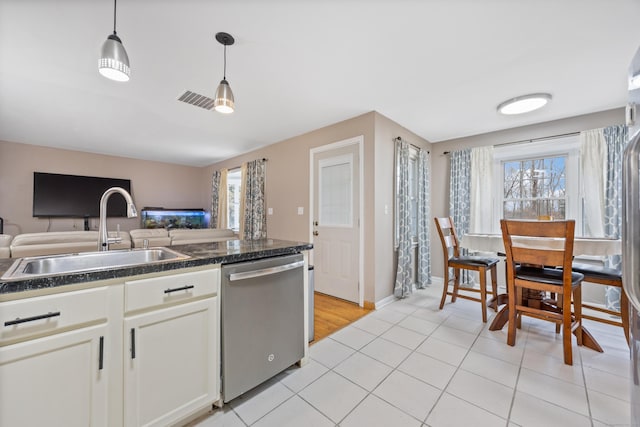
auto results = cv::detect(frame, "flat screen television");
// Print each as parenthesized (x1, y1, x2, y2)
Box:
(33, 172, 132, 218)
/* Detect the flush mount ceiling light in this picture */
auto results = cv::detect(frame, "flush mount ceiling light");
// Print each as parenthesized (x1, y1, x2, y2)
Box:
(497, 93, 552, 115)
(99, 0, 130, 82)
(214, 32, 235, 114)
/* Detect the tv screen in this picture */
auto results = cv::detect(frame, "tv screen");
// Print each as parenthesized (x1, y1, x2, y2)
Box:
(33, 172, 132, 218)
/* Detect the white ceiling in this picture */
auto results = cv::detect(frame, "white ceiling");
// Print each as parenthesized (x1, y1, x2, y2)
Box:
(1, 0, 639, 167)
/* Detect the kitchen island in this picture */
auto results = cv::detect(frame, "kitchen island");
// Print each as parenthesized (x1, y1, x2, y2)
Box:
(0, 238, 312, 427)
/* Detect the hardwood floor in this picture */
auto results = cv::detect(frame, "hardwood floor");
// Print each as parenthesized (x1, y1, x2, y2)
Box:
(311, 292, 373, 344)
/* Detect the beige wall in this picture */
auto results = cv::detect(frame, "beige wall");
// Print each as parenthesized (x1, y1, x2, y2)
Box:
(373, 114, 430, 302)
(0, 140, 207, 235)
(429, 108, 625, 280)
(203, 111, 430, 304)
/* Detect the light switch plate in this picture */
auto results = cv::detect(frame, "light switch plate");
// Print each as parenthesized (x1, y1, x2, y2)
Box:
(268, 207, 273, 215)
(297, 207, 304, 215)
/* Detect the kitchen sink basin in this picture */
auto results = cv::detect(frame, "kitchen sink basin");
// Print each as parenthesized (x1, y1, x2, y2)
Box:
(1, 247, 190, 280)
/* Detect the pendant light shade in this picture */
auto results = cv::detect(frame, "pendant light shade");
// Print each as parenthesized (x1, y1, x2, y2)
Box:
(214, 79, 234, 113)
(99, 0, 130, 82)
(214, 32, 235, 114)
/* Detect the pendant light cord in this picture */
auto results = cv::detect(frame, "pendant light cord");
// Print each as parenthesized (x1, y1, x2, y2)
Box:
(223, 44, 227, 79)
(113, 0, 118, 35)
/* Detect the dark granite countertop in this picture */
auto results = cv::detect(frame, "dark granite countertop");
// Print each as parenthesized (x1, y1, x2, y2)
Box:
(0, 238, 313, 295)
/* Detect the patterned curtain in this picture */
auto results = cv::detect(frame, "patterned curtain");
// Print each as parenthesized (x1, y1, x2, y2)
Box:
(210, 170, 221, 229)
(241, 159, 267, 240)
(416, 149, 431, 288)
(449, 149, 472, 284)
(394, 140, 412, 298)
(603, 124, 628, 309)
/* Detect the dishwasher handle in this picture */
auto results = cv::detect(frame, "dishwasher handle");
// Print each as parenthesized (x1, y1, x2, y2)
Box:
(228, 260, 304, 282)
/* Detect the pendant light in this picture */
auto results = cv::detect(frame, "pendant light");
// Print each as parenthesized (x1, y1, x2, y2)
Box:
(99, 0, 130, 82)
(214, 32, 235, 114)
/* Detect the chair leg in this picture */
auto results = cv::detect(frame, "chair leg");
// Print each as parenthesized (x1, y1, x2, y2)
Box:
(574, 285, 582, 347)
(479, 267, 487, 323)
(490, 265, 498, 312)
(621, 289, 630, 346)
(555, 294, 562, 334)
(451, 268, 460, 303)
(516, 287, 523, 329)
(507, 283, 517, 346)
(439, 265, 450, 310)
(562, 287, 574, 365)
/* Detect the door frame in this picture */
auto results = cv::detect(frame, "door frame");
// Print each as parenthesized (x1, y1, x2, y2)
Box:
(309, 135, 364, 307)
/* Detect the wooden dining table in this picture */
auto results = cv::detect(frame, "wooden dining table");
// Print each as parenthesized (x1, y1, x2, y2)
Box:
(460, 233, 622, 353)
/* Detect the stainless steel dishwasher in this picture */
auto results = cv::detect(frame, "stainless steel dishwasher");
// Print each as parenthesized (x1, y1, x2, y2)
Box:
(221, 253, 305, 402)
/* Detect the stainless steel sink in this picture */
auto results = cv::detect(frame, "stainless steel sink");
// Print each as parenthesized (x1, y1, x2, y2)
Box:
(1, 247, 190, 280)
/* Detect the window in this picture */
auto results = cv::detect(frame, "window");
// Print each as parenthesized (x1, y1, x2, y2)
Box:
(503, 156, 566, 219)
(492, 136, 581, 234)
(227, 169, 242, 232)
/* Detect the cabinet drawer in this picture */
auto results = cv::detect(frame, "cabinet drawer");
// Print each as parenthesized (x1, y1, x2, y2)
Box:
(0, 286, 109, 345)
(125, 268, 219, 312)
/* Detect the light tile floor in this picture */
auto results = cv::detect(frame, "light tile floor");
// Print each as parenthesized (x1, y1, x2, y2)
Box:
(192, 285, 632, 426)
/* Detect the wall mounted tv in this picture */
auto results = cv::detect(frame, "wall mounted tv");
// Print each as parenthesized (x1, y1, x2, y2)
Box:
(33, 172, 132, 218)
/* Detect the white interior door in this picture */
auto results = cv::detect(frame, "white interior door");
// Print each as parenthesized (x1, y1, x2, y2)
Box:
(311, 139, 361, 303)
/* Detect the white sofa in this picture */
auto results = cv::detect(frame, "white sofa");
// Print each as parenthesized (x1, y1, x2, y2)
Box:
(129, 228, 172, 248)
(168, 228, 237, 245)
(9, 231, 132, 258)
(0, 234, 12, 259)
(130, 228, 236, 248)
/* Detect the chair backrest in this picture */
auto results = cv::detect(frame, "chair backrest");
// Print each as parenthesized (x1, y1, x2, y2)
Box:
(500, 219, 576, 279)
(434, 217, 461, 259)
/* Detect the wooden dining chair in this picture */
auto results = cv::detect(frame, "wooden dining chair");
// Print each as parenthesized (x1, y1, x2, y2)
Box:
(434, 217, 499, 322)
(501, 219, 584, 365)
(571, 262, 629, 345)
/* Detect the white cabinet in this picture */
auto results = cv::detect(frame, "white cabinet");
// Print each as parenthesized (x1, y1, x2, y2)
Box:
(0, 287, 110, 427)
(123, 269, 220, 427)
(0, 266, 221, 427)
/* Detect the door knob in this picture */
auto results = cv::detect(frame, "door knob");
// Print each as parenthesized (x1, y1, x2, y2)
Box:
(313, 231, 319, 236)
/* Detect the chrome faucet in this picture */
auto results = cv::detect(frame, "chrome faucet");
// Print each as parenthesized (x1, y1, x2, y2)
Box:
(98, 187, 137, 251)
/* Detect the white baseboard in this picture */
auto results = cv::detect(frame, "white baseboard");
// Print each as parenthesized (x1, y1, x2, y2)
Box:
(374, 294, 396, 309)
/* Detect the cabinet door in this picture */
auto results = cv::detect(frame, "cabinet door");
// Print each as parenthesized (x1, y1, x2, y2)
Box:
(0, 324, 109, 427)
(123, 297, 219, 427)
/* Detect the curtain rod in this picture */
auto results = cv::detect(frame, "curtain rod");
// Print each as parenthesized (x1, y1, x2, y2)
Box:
(394, 136, 429, 154)
(227, 157, 268, 171)
(442, 131, 580, 155)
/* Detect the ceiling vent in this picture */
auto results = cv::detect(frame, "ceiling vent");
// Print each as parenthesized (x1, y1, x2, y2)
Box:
(177, 90, 215, 110)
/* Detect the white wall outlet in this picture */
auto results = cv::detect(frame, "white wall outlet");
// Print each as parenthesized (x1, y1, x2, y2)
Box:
(384, 204, 389, 215)
(268, 207, 273, 215)
(297, 207, 304, 215)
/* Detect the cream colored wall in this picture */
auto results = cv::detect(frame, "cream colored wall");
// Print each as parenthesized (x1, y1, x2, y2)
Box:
(429, 108, 625, 280)
(373, 113, 431, 303)
(0, 140, 207, 235)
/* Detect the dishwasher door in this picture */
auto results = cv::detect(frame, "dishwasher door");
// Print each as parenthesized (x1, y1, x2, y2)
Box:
(221, 253, 305, 402)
